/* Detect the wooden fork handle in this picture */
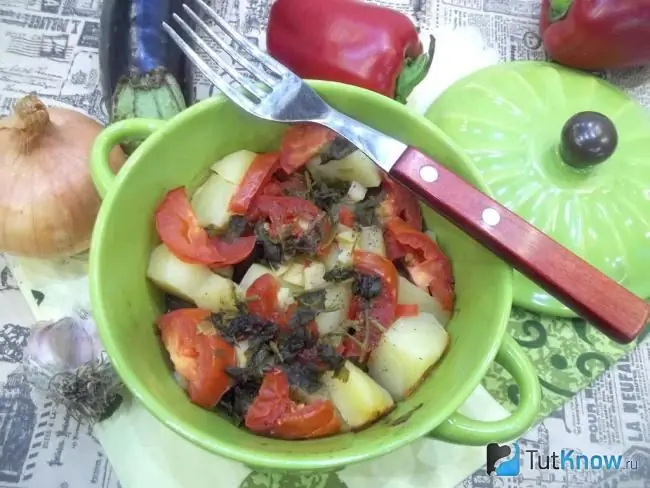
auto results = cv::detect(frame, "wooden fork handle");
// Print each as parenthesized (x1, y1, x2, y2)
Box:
(390, 147, 649, 344)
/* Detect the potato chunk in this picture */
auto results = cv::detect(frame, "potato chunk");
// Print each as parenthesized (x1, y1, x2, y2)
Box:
(147, 244, 211, 302)
(322, 361, 394, 430)
(367, 313, 449, 400)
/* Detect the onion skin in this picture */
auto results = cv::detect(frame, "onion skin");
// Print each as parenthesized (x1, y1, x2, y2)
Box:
(0, 95, 126, 259)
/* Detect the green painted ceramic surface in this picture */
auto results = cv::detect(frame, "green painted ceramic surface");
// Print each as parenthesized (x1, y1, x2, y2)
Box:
(483, 305, 649, 419)
(426, 61, 650, 318)
(88, 81, 541, 471)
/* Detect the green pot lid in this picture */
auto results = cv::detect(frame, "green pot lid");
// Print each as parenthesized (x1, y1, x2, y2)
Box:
(425, 61, 650, 318)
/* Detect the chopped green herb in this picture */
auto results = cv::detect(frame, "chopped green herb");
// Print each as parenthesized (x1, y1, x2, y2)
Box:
(255, 224, 284, 265)
(225, 216, 250, 239)
(323, 267, 355, 283)
(317, 344, 346, 373)
(278, 213, 330, 260)
(282, 362, 323, 393)
(352, 273, 382, 300)
(288, 306, 318, 329)
(319, 136, 356, 163)
(218, 376, 262, 425)
(211, 312, 277, 345)
(310, 180, 349, 212)
(277, 325, 317, 359)
(353, 192, 383, 227)
(296, 289, 327, 310)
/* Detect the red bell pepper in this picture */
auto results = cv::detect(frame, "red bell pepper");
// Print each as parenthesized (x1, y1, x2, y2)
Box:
(267, 0, 434, 102)
(540, 0, 650, 70)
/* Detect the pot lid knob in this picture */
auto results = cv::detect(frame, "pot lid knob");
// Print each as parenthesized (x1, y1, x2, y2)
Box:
(425, 61, 650, 318)
(560, 111, 618, 169)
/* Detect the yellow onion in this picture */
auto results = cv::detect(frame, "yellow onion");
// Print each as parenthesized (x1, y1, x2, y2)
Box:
(0, 95, 126, 258)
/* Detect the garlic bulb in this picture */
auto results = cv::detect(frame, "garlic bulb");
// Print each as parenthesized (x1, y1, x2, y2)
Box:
(22, 315, 123, 422)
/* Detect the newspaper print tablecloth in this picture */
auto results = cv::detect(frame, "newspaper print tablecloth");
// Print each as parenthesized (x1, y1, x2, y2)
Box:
(0, 0, 649, 487)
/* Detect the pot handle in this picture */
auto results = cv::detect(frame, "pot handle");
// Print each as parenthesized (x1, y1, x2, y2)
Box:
(91, 119, 167, 198)
(429, 335, 541, 445)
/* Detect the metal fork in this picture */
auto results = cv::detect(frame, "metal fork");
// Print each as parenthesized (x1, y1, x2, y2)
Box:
(162, 0, 649, 343)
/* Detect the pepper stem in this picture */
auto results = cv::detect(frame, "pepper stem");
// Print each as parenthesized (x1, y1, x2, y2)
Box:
(549, 0, 573, 22)
(395, 34, 436, 104)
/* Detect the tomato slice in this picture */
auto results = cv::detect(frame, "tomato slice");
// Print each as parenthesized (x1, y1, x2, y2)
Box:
(246, 273, 287, 324)
(378, 175, 423, 231)
(229, 152, 280, 215)
(262, 172, 308, 197)
(384, 231, 405, 261)
(210, 235, 257, 266)
(157, 308, 235, 409)
(279, 123, 336, 174)
(341, 250, 398, 361)
(338, 206, 356, 228)
(385, 218, 455, 312)
(244, 369, 341, 439)
(395, 303, 419, 318)
(245, 273, 319, 337)
(247, 195, 333, 252)
(155, 188, 256, 265)
(155, 188, 224, 264)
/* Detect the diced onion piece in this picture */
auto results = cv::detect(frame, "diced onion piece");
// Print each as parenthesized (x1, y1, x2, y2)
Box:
(322, 361, 394, 430)
(344, 181, 367, 203)
(397, 276, 451, 326)
(209, 149, 257, 185)
(304, 261, 326, 290)
(282, 262, 305, 288)
(193, 273, 238, 312)
(335, 224, 359, 246)
(367, 313, 449, 401)
(315, 283, 352, 336)
(333, 225, 358, 267)
(356, 226, 386, 257)
(235, 341, 249, 368)
(337, 241, 355, 266)
(147, 244, 211, 302)
(191, 173, 236, 229)
(276, 287, 295, 309)
(238, 263, 275, 293)
(214, 266, 234, 279)
(315, 150, 382, 188)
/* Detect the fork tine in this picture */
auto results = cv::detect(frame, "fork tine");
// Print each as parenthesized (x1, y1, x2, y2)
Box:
(171, 12, 267, 100)
(193, 0, 289, 76)
(162, 21, 255, 111)
(182, 4, 277, 88)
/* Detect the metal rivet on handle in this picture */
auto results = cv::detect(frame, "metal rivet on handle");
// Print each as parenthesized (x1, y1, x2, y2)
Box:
(482, 208, 501, 226)
(420, 165, 439, 183)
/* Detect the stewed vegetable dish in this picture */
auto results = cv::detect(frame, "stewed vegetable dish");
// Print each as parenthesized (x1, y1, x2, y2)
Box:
(146, 124, 455, 440)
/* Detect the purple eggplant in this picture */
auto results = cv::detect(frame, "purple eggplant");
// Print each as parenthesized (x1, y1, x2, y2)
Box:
(99, 0, 192, 153)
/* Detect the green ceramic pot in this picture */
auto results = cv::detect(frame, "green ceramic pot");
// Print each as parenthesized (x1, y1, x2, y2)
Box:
(88, 81, 541, 471)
